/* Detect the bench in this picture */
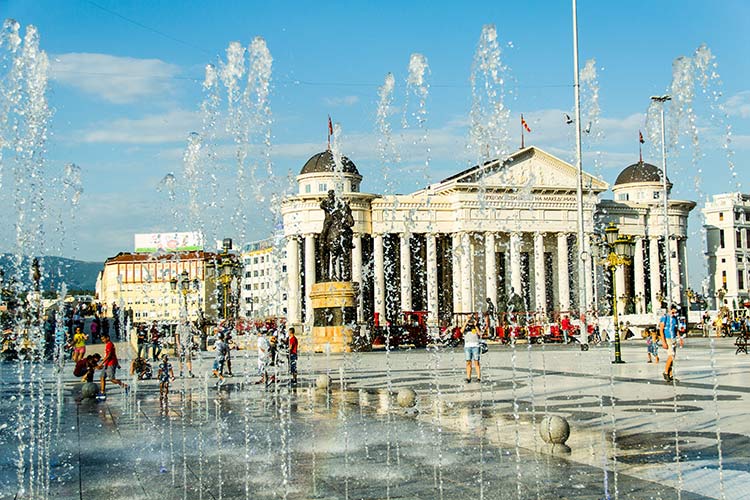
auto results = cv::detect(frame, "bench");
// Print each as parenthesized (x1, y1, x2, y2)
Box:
(736, 334, 749, 355)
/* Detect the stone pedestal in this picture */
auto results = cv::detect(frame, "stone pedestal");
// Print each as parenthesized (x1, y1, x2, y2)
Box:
(308, 281, 359, 353)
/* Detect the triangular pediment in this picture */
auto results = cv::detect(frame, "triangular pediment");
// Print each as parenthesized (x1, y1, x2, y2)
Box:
(433, 146, 608, 193)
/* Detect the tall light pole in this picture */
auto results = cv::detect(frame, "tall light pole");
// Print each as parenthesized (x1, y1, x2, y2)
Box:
(651, 94, 672, 309)
(572, 0, 589, 346)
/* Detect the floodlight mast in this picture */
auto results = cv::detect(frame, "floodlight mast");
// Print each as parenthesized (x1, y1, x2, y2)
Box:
(651, 94, 672, 309)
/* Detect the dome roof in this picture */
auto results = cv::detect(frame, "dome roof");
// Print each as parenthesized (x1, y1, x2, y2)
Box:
(300, 150, 360, 176)
(614, 161, 670, 186)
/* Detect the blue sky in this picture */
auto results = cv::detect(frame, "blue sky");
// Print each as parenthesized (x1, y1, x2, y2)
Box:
(3, 0, 749, 280)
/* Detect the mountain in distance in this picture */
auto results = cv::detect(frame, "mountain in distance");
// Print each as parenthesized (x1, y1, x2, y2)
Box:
(0, 254, 102, 292)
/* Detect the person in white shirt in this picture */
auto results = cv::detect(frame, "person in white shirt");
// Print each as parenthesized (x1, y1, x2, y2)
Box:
(255, 332, 270, 384)
(463, 316, 481, 383)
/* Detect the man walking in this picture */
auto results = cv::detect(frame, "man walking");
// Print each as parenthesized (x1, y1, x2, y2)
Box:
(659, 305, 679, 383)
(97, 333, 128, 398)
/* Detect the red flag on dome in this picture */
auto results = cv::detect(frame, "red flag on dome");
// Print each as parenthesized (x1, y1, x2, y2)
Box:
(638, 130, 644, 162)
(327, 115, 333, 149)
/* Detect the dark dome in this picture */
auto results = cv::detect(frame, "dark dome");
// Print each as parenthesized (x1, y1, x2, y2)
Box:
(614, 161, 670, 186)
(300, 150, 360, 176)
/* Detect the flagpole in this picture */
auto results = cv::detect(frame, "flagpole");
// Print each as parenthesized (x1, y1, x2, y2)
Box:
(572, 0, 589, 348)
(521, 114, 525, 149)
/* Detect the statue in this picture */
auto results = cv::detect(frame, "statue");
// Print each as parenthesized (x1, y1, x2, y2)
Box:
(318, 190, 354, 281)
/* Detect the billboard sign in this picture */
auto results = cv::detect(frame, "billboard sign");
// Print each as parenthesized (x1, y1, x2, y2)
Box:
(134, 232, 204, 253)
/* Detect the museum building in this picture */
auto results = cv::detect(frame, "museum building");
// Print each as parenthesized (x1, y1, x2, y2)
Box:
(281, 146, 695, 328)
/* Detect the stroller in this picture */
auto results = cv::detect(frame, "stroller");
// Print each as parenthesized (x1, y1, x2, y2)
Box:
(130, 356, 153, 380)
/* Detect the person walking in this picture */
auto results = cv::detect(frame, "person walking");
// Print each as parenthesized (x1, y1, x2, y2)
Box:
(149, 321, 162, 361)
(97, 333, 129, 398)
(255, 332, 270, 384)
(212, 334, 228, 387)
(659, 306, 679, 383)
(288, 327, 298, 385)
(136, 324, 148, 360)
(560, 315, 571, 344)
(157, 354, 175, 403)
(463, 318, 481, 383)
(72, 327, 87, 362)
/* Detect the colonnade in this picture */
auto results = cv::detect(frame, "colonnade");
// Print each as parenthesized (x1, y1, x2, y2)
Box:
(286, 231, 689, 325)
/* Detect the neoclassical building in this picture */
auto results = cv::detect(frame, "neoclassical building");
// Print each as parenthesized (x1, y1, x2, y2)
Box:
(281, 147, 695, 329)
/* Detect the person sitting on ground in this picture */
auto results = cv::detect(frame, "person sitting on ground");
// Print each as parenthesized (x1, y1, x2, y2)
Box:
(157, 354, 175, 401)
(73, 353, 101, 383)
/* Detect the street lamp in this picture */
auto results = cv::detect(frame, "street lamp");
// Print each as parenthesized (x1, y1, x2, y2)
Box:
(601, 222, 635, 364)
(207, 238, 242, 323)
(651, 94, 673, 307)
(170, 270, 200, 321)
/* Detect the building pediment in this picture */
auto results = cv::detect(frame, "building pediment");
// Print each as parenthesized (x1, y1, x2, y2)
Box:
(430, 146, 608, 194)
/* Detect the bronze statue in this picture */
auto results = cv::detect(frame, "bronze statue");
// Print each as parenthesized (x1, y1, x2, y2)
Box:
(318, 190, 354, 281)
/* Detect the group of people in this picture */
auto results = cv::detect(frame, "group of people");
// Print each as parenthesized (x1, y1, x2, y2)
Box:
(72, 332, 129, 399)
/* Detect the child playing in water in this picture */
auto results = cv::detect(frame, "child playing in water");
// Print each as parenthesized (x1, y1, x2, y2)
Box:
(157, 354, 175, 401)
(647, 329, 659, 363)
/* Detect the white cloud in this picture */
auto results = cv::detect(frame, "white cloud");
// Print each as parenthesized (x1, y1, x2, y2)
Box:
(725, 91, 750, 118)
(323, 95, 360, 107)
(78, 109, 200, 144)
(50, 53, 180, 104)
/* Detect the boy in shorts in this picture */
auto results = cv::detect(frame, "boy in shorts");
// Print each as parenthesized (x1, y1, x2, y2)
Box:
(97, 333, 129, 398)
(212, 334, 227, 387)
(157, 354, 175, 402)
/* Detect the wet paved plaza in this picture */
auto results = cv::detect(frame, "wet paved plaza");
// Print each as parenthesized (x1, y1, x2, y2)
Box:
(0, 337, 746, 499)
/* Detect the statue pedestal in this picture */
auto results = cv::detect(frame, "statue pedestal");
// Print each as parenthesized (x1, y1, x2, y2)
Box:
(308, 281, 358, 353)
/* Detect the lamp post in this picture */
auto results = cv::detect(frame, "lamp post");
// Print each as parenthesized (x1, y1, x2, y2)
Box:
(651, 94, 672, 308)
(170, 270, 200, 324)
(602, 222, 635, 364)
(207, 238, 242, 324)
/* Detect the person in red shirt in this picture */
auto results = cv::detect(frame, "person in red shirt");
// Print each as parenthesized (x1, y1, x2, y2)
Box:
(561, 315, 571, 344)
(288, 327, 298, 385)
(97, 333, 129, 398)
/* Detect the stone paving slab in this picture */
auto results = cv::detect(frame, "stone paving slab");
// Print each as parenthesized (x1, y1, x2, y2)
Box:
(0, 337, 743, 499)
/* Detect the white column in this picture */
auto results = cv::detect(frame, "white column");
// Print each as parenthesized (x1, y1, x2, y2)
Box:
(399, 233, 412, 313)
(303, 234, 316, 325)
(373, 234, 385, 323)
(452, 233, 462, 314)
(485, 232, 497, 309)
(461, 232, 473, 312)
(426, 233, 439, 326)
(533, 232, 546, 312)
(510, 232, 522, 297)
(557, 233, 570, 312)
(352, 233, 363, 322)
(670, 237, 681, 306)
(633, 237, 645, 314)
(286, 236, 301, 324)
(649, 236, 661, 312)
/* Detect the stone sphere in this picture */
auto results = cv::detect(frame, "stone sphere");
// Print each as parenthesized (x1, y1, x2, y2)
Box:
(315, 374, 331, 390)
(396, 388, 417, 408)
(81, 382, 98, 399)
(539, 415, 570, 445)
